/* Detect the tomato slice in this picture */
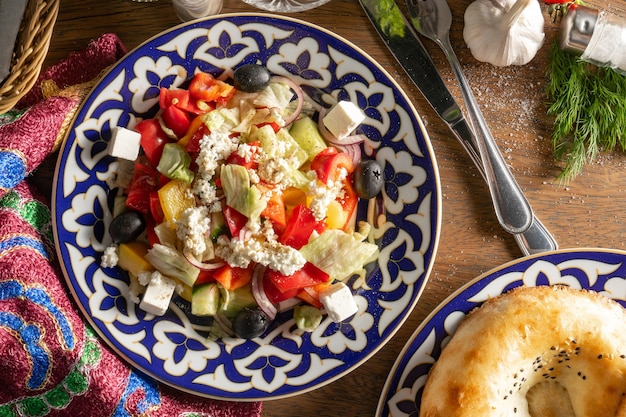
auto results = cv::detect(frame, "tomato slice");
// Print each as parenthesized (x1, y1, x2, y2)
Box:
(145, 215, 160, 247)
(226, 141, 260, 170)
(310, 147, 355, 184)
(162, 105, 192, 138)
(267, 262, 330, 293)
(149, 190, 165, 224)
(279, 204, 326, 249)
(338, 178, 358, 229)
(223, 205, 248, 237)
(135, 119, 169, 167)
(126, 163, 159, 215)
(188, 72, 236, 104)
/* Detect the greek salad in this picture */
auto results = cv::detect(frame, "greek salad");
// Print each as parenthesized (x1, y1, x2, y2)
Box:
(102, 64, 383, 339)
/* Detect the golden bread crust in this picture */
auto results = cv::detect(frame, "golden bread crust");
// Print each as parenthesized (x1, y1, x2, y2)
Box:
(420, 285, 626, 417)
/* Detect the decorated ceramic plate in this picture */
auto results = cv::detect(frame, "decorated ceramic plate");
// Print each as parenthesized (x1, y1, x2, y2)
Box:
(52, 14, 441, 400)
(377, 248, 626, 416)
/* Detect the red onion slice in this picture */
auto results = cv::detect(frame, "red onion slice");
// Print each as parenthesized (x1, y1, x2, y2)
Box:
(183, 249, 225, 271)
(251, 264, 278, 320)
(336, 142, 362, 167)
(214, 311, 235, 337)
(270, 75, 304, 127)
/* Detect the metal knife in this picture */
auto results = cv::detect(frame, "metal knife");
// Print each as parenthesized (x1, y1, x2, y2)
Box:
(357, 0, 557, 255)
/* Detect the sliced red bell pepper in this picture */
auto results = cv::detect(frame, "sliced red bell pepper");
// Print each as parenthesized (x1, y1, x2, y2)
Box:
(159, 88, 190, 110)
(310, 147, 355, 185)
(135, 119, 169, 167)
(279, 204, 326, 249)
(255, 121, 281, 133)
(255, 181, 286, 233)
(223, 205, 248, 237)
(263, 272, 299, 303)
(211, 263, 254, 290)
(162, 105, 192, 138)
(125, 163, 159, 215)
(188, 72, 236, 104)
(195, 269, 217, 286)
(297, 282, 333, 308)
(266, 261, 330, 293)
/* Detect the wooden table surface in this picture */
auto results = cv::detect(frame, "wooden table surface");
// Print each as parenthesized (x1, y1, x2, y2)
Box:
(36, 0, 626, 415)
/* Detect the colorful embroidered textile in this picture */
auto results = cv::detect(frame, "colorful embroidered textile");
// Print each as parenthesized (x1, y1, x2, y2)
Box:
(0, 34, 262, 417)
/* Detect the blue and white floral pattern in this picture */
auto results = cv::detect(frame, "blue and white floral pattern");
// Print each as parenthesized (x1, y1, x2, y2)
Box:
(377, 249, 626, 417)
(53, 14, 441, 400)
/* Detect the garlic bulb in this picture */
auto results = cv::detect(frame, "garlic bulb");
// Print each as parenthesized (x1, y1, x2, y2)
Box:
(463, 0, 545, 66)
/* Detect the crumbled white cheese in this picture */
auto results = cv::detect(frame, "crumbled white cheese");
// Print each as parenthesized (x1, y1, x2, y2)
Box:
(139, 271, 177, 316)
(319, 282, 358, 322)
(108, 126, 142, 161)
(195, 131, 239, 178)
(215, 235, 306, 276)
(257, 154, 292, 187)
(236, 143, 258, 164)
(100, 244, 119, 268)
(137, 271, 153, 286)
(176, 206, 211, 257)
(192, 175, 221, 211)
(306, 168, 348, 220)
(322, 101, 365, 140)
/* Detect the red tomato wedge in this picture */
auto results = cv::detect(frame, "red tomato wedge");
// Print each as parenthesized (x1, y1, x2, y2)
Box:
(310, 147, 354, 184)
(337, 178, 358, 230)
(125, 163, 159, 215)
(162, 105, 192, 138)
(223, 205, 248, 237)
(135, 119, 169, 167)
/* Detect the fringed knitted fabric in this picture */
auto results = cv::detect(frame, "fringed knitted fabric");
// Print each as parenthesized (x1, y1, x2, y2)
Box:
(0, 34, 262, 417)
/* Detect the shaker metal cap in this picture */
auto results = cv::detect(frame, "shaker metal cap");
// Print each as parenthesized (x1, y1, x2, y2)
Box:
(560, 5, 599, 55)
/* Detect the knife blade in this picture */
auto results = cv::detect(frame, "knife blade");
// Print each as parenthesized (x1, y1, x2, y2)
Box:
(357, 0, 558, 255)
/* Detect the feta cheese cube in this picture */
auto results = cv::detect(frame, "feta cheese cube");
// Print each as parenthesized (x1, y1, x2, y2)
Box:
(139, 271, 176, 316)
(108, 126, 142, 161)
(319, 282, 358, 322)
(322, 101, 365, 140)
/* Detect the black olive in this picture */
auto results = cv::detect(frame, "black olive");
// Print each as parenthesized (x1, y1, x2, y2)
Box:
(109, 211, 146, 244)
(233, 64, 271, 93)
(232, 308, 270, 339)
(354, 159, 384, 199)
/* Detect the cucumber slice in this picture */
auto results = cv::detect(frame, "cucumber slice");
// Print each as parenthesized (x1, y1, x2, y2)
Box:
(290, 116, 327, 160)
(191, 282, 220, 316)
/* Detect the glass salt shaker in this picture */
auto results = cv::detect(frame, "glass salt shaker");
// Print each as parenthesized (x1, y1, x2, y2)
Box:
(172, 0, 224, 21)
(560, 4, 626, 75)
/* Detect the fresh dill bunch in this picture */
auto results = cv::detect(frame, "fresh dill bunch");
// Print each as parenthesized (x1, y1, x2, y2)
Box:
(545, 39, 626, 183)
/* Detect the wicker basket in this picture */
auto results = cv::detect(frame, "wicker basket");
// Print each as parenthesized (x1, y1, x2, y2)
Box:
(0, 0, 60, 113)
